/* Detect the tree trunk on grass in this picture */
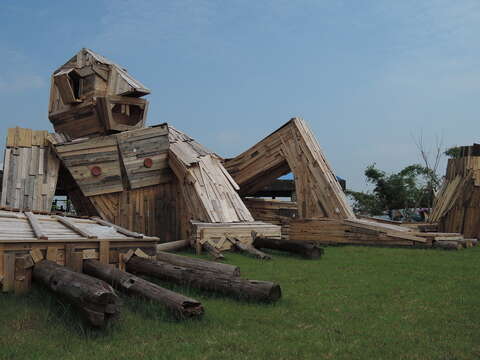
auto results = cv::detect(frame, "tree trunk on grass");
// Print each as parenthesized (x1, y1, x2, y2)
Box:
(83, 260, 203, 319)
(155, 240, 190, 253)
(227, 237, 271, 260)
(127, 256, 281, 302)
(32, 260, 120, 328)
(254, 237, 324, 259)
(156, 251, 240, 277)
(202, 242, 225, 260)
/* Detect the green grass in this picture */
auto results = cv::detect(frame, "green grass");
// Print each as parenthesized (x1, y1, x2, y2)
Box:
(1, 246, 480, 360)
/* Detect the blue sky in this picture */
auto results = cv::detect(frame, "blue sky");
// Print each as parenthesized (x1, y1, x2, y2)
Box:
(1, 0, 479, 191)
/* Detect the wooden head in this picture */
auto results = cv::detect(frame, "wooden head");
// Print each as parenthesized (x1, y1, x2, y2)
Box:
(48, 48, 151, 139)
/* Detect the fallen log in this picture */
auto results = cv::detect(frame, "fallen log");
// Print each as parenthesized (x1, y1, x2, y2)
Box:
(32, 260, 120, 327)
(83, 260, 203, 319)
(433, 241, 462, 250)
(127, 256, 281, 302)
(156, 251, 240, 277)
(202, 241, 225, 260)
(253, 236, 324, 259)
(156, 240, 190, 253)
(227, 237, 271, 260)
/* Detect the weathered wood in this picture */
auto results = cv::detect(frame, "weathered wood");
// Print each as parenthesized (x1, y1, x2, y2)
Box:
(24, 212, 48, 240)
(227, 237, 271, 260)
(127, 256, 281, 302)
(156, 251, 240, 277)
(92, 217, 144, 238)
(53, 215, 98, 238)
(32, 260, 120, 327)
(202, 241, 225, 260)
(155, 240, 190, 253)
(83, 259, 203, 318)
(253, 236, 324, 259)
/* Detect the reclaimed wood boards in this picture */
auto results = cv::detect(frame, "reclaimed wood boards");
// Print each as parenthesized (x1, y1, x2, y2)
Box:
(225, 117, 354, 219)
(1, 127, 59, 211)
(49, 48, 150, 139)
(168, 126, 254, 224)
(430, 145, 480, 238)
(0, 209, 158, 294)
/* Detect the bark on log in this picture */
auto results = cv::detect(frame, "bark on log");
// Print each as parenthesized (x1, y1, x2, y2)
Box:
(433, 241, 462, 250)
(227, 237, 271, 260)
(202, 241, 225, 260)
(127, 256, 281, 302)
(156, 251, 240, 277)
(83, 260, 203, 319)
(253, 237, 324, 259)
(155, 240, 190, 253)
(32, 260, 120, 327)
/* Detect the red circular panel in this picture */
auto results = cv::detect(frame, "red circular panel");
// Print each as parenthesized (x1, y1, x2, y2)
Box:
(91, 166, 102, 177)
(144, 158, 153, 168)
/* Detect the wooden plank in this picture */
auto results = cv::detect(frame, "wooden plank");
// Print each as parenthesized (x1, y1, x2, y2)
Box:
(53, 215, 98, 238)
(92, 217, 144, 238)
(24, 211, 48, 240)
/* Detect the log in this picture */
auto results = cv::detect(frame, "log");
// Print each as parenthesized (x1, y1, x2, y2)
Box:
(433, 241, 462, 250)
(156, 251, 240, 277)
(156, 240, 190, 253)
(227, 237, 271, 260)
(127, 256, 281, 302)
(32, 260, 120, 327)
(202, 241, 225, 260)
(83, 260, 204, 319)
(253, 236, 324, 259)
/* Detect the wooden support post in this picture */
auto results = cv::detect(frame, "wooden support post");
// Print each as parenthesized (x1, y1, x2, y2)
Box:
(2, 253, 16, 292)
(84, 260, 204, 319)
(14, 256, 32, 295)
(99, 241, 110, 264)
(46, 247, 59, 263)
(25, 211, 48, 240)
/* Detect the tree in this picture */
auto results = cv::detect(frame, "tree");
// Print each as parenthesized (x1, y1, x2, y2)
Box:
(444, 146, 461, 158)
(346, 163, 440, 219)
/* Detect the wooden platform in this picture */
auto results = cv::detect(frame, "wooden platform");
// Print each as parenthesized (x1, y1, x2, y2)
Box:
(191, 221, 281, 252)
(0, 209, 159, 294)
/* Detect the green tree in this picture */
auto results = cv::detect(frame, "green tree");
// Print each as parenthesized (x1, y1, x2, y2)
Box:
(346, 163, 439, 218)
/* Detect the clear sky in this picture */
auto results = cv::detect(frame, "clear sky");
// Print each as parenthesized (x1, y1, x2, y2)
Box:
(1, 0, 479, 191)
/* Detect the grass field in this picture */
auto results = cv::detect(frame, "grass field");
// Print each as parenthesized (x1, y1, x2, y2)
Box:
(1, 246, 480, 360)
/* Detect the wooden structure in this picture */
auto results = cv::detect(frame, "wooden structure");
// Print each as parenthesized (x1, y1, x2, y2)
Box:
(49, 48, 150, 139)
(226, 118, 469, 249)
(225, 117, 354, 219)
(430, 144, 480, 238)
(1, 128, 59, 211)
(0, 209, 158, 294)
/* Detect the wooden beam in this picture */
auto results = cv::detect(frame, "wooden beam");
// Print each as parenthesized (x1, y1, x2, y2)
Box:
(24, 211, 48, 240)
(53, 215, 98, 239)
(91, 217, 144, 238)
